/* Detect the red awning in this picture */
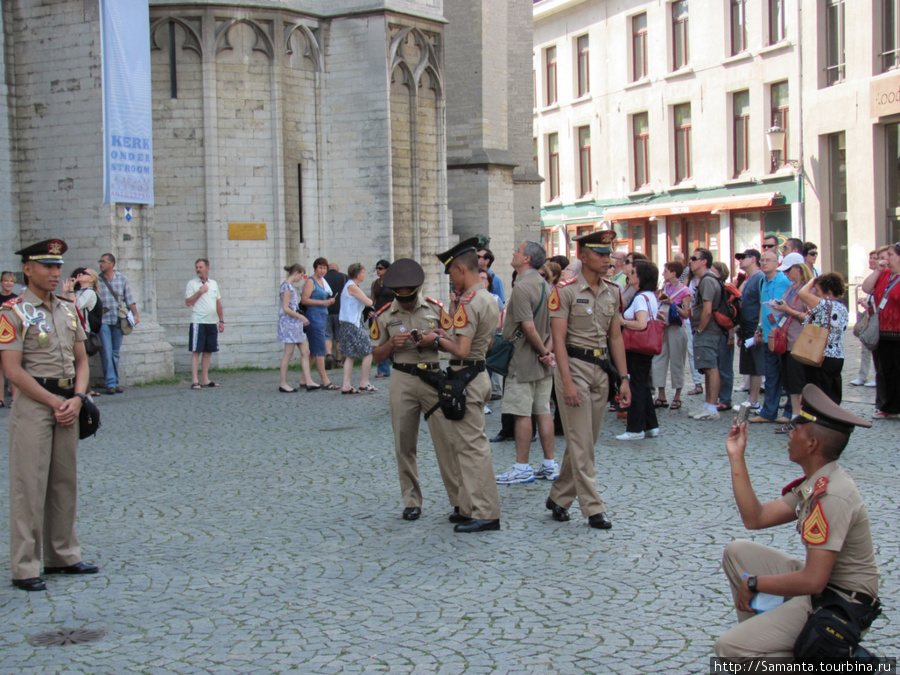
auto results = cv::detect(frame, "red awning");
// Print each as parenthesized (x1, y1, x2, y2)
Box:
(603, 192, 779, 221)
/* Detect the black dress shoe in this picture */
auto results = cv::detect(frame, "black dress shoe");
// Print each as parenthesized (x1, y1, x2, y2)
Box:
(43, 561, 99, 575)
(545, 497, 570, 522)
(402, 507, 421, 521)
(489, 434, 512, 443)
(448, 507, 470, 524)
(13, 577, 47, 591)
(588, 512, 612, 529)
(454, 519, 500, 533)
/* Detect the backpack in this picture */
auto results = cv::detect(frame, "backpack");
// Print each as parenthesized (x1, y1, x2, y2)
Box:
(87, 294, 104, 333)
(712, 276, 742, 329)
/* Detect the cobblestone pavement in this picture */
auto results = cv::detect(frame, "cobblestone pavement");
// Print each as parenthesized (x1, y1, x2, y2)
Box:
(0, 338, 897, 673)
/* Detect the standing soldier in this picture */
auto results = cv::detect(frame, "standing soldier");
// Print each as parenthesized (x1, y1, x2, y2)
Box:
(0, 240, 98, 591)
(370, 258, 460, 522)
(421, 236, 502, 532)
(546, 230, 631, 529)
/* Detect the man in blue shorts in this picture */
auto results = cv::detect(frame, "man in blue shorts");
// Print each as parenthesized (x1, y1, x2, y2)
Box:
(185, 258, 224, 389)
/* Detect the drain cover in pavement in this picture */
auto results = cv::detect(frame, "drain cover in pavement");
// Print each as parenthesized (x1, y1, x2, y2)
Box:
(28, 628, 106, 647)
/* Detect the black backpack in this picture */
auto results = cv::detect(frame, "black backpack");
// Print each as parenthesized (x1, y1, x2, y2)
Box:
(87, 295, 104, 333)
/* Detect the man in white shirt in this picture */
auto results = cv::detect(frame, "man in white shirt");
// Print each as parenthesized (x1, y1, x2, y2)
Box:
(185, 258, 225, 389)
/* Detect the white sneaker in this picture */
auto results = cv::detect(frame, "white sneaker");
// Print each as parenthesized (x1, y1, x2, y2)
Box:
(849, 378, 865, 386)
(645, 428, 660, 438)
(616, 431, 645, 440)
(732, 402, 761, 413)
(865, 381, 877, 388)
(484, 406, 492, 414)
(534, 462, 559, 480)
(495, 465, 535, 484)
(693, 409, 720, 421)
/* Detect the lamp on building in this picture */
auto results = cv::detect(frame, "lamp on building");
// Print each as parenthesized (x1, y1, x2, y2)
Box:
(648, 216, 658, 222)
(765, 126, 800, 171)
(711, 209, 721, 215)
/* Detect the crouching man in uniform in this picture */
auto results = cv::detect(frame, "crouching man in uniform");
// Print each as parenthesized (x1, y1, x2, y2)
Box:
(370, 258, 460, 522)
(421, 236, 502, 533)
(715, 383, 880, 659)
(0, 239, 98, 591)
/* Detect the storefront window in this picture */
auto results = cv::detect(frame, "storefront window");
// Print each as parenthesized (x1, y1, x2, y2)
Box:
(732, 212, 762, 254)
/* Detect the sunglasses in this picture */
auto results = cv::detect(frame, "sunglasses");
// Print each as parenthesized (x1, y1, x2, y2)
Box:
(807, 252, 818, 257)
(376, 267, 386, 271)
(689, 256, 700, 261)
(762, 244, 776, 249)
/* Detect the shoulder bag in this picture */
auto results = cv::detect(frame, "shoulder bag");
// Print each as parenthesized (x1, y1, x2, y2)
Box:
(791, 301, 832, 367)
(486, 282, 546, 377)
(100, 274, 134, 336)
(622, 292, 664, 356)
(767, 293, 800, 355)
(859, 308, 880, 351)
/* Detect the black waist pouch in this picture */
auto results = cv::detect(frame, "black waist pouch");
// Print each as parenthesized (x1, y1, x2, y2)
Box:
(794, 590, 881, 662)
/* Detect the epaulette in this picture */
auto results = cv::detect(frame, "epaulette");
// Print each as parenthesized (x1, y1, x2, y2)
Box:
(782, 476, 806, 496)
(57, 295, 74, 303)
(426, 296, 444, 309)
(376, 304, 392, 317)
(1, 297, 23, 310)
(461, 290, 476, 303)
(557, 277, 577, 288)
(812, 476, 828, 499)
(602, 277, 620, 288)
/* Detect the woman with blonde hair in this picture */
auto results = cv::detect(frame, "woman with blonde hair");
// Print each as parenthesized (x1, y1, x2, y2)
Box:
(771, 255, 813, 432)
(278, 264, 313, 392)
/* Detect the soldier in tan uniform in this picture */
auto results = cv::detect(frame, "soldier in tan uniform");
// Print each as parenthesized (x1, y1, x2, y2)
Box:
(421, 236, 502, 533)
(0, 240, 98, 591)
(546, 230, 631, 529)
(370, 258, 460, 522)
(715, 383, 880, 659)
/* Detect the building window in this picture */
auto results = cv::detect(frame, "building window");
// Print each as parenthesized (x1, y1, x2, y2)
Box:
(672, 0, 689, 70)
(633, 113, 650, 189)
(884, 0, 900, 72)
(674, 103, 692, 184)
(825, 0, 845, 85)
(769, 0, 786, 44)
(770, 81, 789, 170)
(733, 90, 750, 177)
(548, 133, 560, 200)
(633, 13, 648, 81)
(828, 132, 848, 281)
(533, 138, 539, 175)
(731, 0, 748, 55)
(576, 35, 590, 97)
(545, 46, 558, 106)
(887, 124, 900, 241)
(577, 126, 592, 197)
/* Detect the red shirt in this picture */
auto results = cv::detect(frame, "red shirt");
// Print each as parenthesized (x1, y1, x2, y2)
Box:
(874, 269, 900, 337)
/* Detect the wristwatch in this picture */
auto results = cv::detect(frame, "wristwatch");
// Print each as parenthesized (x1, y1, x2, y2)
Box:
(621, 374, 631, 381)
(75, 393, 89, 404)
(747, 575, 758, 593)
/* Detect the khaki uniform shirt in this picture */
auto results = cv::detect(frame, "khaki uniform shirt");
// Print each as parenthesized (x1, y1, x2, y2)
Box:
(0, 288, 85, 378)
(502, 268, 550, 382)
(451, 284, 499, 361)
(781, 462, 879, 597)
(370, 295, 450, 365)
(548, 273, 622, 350)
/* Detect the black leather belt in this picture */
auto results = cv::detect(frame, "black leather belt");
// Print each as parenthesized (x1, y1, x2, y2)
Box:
(393, 362, 441, 375)
(827, 584, 879, 607)
(566, 346, 608, 365)
(35, 377, 75, 397)
(449, 359, 486, 371)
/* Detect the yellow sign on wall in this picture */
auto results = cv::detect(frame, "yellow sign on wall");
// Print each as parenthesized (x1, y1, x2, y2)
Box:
(871, 73, 900, 118)
(228, 223, 266, 240)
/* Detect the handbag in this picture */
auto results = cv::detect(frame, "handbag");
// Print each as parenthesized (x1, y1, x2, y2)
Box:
(791, 301, 832, 367)
(623, 318, 665, 355)
(485, 281, 546, 376)
(84, 332, 102, 356)
(859, 310, 880, 351)
(767, 293, 800, 354)
(78, 395, 101, 440)
(100, 274, 134, 336)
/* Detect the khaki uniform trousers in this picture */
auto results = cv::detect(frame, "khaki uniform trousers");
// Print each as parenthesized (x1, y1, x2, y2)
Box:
(389, 369, 460, 509)
(444, 370, 500, 520)
(715, 539, 809, 658)
(8, 392, 82, 579)
(549, 357, 609, 517)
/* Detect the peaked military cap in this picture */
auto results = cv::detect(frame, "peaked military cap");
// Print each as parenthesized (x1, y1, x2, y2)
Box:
(16, 239, 67, 264)
(382, 258, 424, 291)
(793, 384, 873, 434)
(574, 230, 615, 254)
(435, 235, 490, 274)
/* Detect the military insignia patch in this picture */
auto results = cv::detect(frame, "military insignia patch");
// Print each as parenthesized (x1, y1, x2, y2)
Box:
(0, 315, 15, 343)
(370, 320, 380, 340)
(441, 309, 453, 330)
(547, 286, 560, 311)
(812, 477, 828, 498)
(1, 297, 22, 310)
(802, 502, 829, 545)
(462, 290, 476, 303)
(453, 304, 468, 328)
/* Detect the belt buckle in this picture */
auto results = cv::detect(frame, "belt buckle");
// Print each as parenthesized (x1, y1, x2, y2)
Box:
(592, 349, 601, 358)
(417, 363, 428, 370)
(59, 378, 72, 388)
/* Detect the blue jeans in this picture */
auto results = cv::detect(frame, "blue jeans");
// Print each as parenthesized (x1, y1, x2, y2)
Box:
(376, 357, 391, 377)
(759, 344, 791, 420)
(718, 334, 734, 406)
(99, 323, 124, 387)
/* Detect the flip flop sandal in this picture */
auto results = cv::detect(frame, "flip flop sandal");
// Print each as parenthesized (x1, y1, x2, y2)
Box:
(716, 403, 732, 411)
(305, 384, 322, 391)
(359, 384, 378, 392)
(653, 399, 668, 408)
(323, 383, 340, 391)
(669, 400, 682, 410)
(341, 388, 361, 395)
(687, 386, 704, 395)
(205, 381, 220, 388)
(190, 383, 202, 390)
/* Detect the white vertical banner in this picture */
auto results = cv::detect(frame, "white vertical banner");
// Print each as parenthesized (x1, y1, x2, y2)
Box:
(101, 0, 154, 204)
